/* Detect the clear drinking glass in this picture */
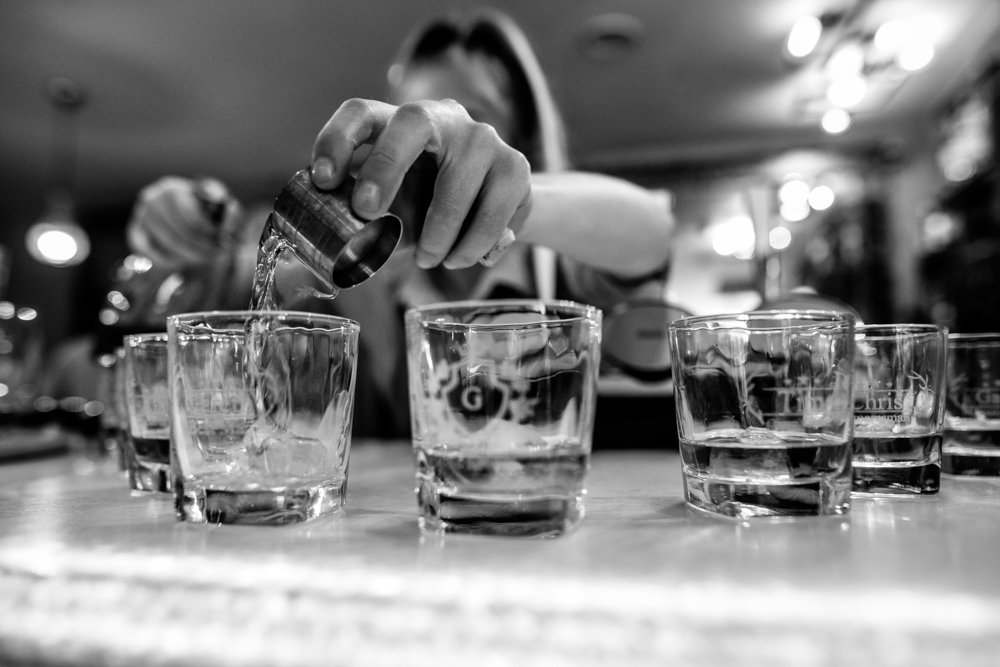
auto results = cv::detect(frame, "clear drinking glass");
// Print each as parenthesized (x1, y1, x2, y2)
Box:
(944, 333, 1000, 476)
(668, 310, 856, 518)
(168, 310, 358, 525)
(96, 346, 128, 467)
(405, 300, 602, 537)
(852, 324, 947, 494)
(123, 333, 172, 492)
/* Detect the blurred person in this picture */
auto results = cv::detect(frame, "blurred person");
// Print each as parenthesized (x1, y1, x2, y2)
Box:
(126, 10, 674, 437)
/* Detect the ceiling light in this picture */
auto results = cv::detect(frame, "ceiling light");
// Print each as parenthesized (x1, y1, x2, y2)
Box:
(874, 20, 907, 52)
(808, 185, 835, 210)
(29, 77, 90, 268)
(874, 19, 934, 71)
(778, 179, 810, 205)
(787, 16, 822, 58)
(827, 76, 867, 108)
(780, 201, 810, 222)
(25, 192, 90, 267)
(826, 42, 865, 78)
(821, 108, 851, 134)
(709, 216, 755, 256)
(874, 19, 930, 52)
(898, 42, 934, 71)
(769, 227, 792, 250)
(36, 230, 78, 263)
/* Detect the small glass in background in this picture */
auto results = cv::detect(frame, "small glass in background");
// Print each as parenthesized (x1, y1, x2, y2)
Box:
(168, 311, 358, 525)
(123, 333, 172, 492)
(406, 299, 602, 537)
(852, 324, 947, 495)
(944, 333, 1000, 476)
(113, 346, 128, 471)
(96, 348, 125, 462)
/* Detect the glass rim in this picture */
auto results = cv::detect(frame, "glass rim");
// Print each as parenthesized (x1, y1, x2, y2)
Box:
(406, 298, 601, 329)
(855, 323, 946, 339)
(167, 309, 359, 333)
(124, 332, 168, 346)
(948, 332, 1000, 344)
(667, 309, 854, 333)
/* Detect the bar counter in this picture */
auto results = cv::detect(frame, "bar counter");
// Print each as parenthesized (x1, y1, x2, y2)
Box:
(2, 442, 1000, 666)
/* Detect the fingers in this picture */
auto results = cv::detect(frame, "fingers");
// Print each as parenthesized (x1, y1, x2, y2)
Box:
(414, 137, 491, 268)
(431, 140, 531, 270)
(311, 98, 533, 269)
(351, 100, 451, 220)
(310, 98, 396, 192)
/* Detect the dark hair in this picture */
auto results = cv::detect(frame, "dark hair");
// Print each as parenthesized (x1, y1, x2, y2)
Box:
(388, 10, 568, 172)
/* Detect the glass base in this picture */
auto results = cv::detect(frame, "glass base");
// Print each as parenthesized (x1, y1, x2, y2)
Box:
(682, 472, 851, 518)
(852, 462, 940, 495)
(943, 452, 1000, 477)
(417, 484, 584, 537)
(177, 478, 346, 525)
(128, 459, 171, 493)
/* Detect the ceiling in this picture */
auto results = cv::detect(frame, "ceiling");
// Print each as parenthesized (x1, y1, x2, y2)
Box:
(1, 0, 998, 212)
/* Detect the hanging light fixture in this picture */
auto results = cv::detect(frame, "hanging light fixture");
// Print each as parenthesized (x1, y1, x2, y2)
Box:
(25, 77, 91, 268)
(785, 7, 939, 135)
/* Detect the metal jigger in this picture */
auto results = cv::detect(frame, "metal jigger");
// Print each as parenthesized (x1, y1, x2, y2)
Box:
(265, 169, 403, 290)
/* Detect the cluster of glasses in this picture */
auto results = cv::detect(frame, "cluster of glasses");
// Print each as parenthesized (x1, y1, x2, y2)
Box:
(668, 311, 1000, 519)
(101, 302, 998, 530)
(101, 301, 603, 536)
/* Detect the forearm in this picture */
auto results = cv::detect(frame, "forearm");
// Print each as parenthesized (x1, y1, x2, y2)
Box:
(517, 172, 674, 278)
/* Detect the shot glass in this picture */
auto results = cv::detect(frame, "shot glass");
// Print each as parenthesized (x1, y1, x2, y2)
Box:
(668, 310, 855, 518)
(852, 324, 947, 495)
(405, 300, 602, 537)
(123, 334, 172, 492)
(99, 345, 129, 471)
(943, 333, 1000, 476)
(168, 310, 358, 525)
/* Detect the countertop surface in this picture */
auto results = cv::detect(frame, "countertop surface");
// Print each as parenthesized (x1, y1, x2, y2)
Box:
(1, 442, 1000, 666)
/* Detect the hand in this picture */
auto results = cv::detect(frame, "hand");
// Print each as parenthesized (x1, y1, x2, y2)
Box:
(126, 176, 241, 271)
(310, 98, 531, 269)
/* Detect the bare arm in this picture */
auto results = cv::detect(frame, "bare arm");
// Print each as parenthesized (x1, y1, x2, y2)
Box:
(518, 172, 674, 280)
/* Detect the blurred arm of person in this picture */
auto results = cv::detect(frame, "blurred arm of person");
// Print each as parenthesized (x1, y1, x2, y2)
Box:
(125, 176, 270, 310)
(126, 176, 243, 271)
(310, 98, 673, 281)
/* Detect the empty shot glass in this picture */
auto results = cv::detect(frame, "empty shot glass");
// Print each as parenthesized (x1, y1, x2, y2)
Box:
(405, 300, 602, 537)
(852, 324, 947, 494)
(123, 333, 172, 492)
(944, 333, 1000, 476)
(668, 310, 856, 518)
(168, 311, 359, 525)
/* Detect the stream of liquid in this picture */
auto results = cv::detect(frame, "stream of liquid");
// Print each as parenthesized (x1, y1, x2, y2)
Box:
(248, 222, 340, 312)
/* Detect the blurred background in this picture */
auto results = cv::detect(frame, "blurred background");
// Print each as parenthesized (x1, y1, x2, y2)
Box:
(0, 0, 998, 412)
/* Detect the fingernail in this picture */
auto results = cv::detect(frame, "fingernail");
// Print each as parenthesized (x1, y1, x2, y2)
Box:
(415, 250, 436, 269)
(354, 181, 381, 215)
(479, 229, 516, 267)
(311, 158, 335, 187)
(442, 257, 462, 270)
